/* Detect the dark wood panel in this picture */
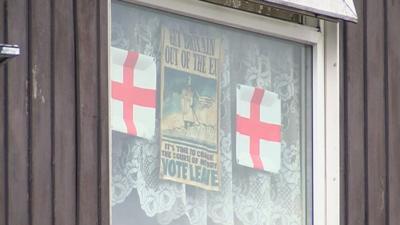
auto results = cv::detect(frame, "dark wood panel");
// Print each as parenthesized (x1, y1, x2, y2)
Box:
(387, 0, 400, 224)
(0, 70, 6, 225)
(53, 0, 77, 224)
(30, 0, 53, 224)
(98, 0, 109, 224)
(365, 0, 387, 224)
(6, 0, 30, 224)
(343, 0, 366, 224)
(76, 0, 100, 224)
(0, 87, 6, 225)
(0, 0, 7, 224)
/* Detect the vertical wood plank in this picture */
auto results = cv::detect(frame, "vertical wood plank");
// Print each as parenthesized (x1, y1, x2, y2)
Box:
(30, 0, 53, 224)
(344, 0, 366, 224)
(6, 0, 30, 224)
(387, 0, 400, 224)
(365, 0, 387, 223)
(0, 77, 6, 225)
(98, 0, 109, 224)
(53, 0, 77, 224)
(0, 0, 7, 224)
(76, 0, 100, 224)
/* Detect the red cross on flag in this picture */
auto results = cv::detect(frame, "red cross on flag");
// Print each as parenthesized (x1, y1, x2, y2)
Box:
(236, 84, 281, 173)
(111, 47, 157, 140)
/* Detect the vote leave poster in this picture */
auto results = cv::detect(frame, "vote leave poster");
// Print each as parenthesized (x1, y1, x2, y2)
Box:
(159, 27, 221, 191)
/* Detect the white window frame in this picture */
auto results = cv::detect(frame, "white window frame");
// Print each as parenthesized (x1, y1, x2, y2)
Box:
(108, 1, 340, 224)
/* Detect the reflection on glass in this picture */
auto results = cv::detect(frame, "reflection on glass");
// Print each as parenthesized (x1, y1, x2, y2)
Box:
(111, 1, 312, 225)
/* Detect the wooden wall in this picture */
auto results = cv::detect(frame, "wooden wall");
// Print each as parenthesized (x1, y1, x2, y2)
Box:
(0, 0, 109, 225)
(1, 0, 400, 225)
(342, 0, 400, 225)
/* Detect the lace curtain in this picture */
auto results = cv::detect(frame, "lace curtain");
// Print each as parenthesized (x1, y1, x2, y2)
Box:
(111, 2, 311, 225)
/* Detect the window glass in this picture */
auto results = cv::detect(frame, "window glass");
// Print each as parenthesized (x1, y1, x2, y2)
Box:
(111, 2, 313, 225)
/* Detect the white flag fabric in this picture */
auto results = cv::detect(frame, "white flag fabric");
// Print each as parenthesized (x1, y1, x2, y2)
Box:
(111, 47, 157, 140)
(236, 84, 281, 173)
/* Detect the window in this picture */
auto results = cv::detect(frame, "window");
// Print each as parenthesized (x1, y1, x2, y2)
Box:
(109, 1, 340, 225)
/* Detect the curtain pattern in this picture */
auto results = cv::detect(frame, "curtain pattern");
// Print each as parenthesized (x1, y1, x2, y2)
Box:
(111, 3, 310, 225)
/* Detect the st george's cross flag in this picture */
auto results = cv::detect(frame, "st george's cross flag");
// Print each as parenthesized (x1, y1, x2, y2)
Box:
(111, 47, 157, 140)
(236, 84, 281, 173)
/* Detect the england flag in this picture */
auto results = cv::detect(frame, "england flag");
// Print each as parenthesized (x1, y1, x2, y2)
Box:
(111, 47, 157, 140)
(236, 84, 282, 173)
